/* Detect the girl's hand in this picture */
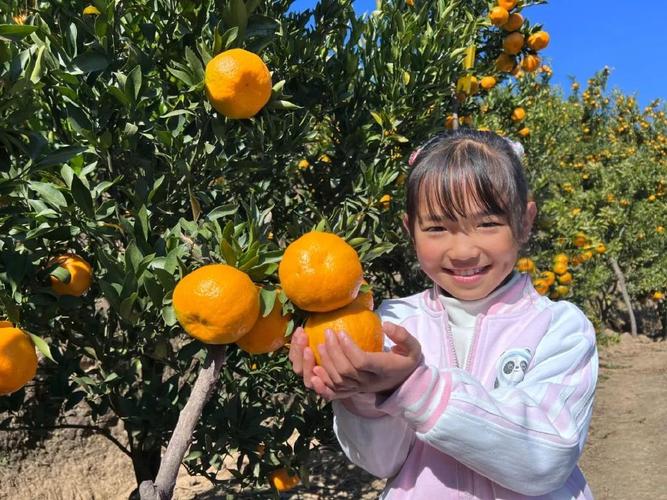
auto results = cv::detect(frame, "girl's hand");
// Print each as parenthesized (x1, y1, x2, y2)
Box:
(311, 322, 423, 401)
(288, 326, 317, 389)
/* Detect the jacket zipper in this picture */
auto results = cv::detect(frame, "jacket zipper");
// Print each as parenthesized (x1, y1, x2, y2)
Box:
(463, 316, 482, 372)
(443, 309, 460, 368)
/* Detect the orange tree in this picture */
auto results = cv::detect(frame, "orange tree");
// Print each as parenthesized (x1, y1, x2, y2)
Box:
(478, 67, 667, 336)
(0, 0, 551, 495)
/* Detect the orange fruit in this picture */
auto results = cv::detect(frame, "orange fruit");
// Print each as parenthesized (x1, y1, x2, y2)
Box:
(480, 76, 497, 90)
(489, 6, 509, 26)
(204, 48, 272, 119)
(540, 271, 556, 287)
(511, 107, 526, 122)
(558, 272, 573, 285)
(573, 232, 588, 248)
(353, 280, 374, 310)
(173, 264, 260, 344)
(82, 5, 101, 15)
(445, 114, 456, 129)
(0, 324, 38, 395)
(269, 468, 300, 492)
(502, 13, 523, 32)
(379, 194, 392, 210)
(503, 32, 524, 55)
(652, 291, 664, 301)
(305, 301, 384, 365)
(456, 75, 478, 96)
(495, 53, 516, 72)
(532, 278, 550, 296)
(595, 243, 607, 254)
(527, 31, 550, 51)
(555, 285, 570, 298)
(279, 232, 363, 312)
(552, 261, 568, 275)
(518, 127, 530, 137)
(516, 257, 535, 273)
(50, 254, 93, 296)
(521, 54, 540, 72)
(554, 253, 569, 265)
(498, 0, 517, 9)
(235, 290, 291, 354)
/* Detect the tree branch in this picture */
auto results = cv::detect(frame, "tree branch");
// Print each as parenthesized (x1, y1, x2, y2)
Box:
(139, 344, 227, 500)
(610, 257, 637, 336)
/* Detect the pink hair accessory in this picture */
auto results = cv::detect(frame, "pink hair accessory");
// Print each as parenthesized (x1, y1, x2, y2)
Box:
(408, 147, 422, 167)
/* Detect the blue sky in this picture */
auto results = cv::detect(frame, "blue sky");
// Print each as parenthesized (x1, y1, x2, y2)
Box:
(289, 0, 665, 108)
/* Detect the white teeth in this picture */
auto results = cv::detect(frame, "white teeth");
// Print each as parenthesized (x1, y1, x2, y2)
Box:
(451, 267, 484, 276)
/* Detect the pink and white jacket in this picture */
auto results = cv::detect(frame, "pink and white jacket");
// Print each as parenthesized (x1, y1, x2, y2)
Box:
(332, 274, 598, 499)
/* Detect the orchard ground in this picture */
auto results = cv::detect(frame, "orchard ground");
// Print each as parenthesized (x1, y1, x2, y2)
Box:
(2, 332, 666, 500)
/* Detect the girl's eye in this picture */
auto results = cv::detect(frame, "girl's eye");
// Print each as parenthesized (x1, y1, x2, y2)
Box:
(479, 220, 503, 228)
(424, 226, 446, 232)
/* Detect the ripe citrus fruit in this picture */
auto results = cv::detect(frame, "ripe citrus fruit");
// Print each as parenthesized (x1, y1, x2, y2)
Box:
(0, 323, 38, 395)
(554, 253, 569, 265)
(553, 261, 568, 275)
(235, 289, 291, 354)
(516, 257, 535, 273)
(480, 76, 497, 90)
(503, 32, 524, 55)
(521, 54, 540, 72)
(50, 254, 93, 296)
(305, 301, 384, 365)
(511, 107, 526, 122)
(540, 271, 556, 287)
(532, 278, 550, 296)
(573, 232, 588, 247)
(558, 272, 573, 285)
(502, 13, 523, 32)
(279, 231, 363, 312)
(204, 48, 272, 119)
(489, 6, 509, 26)
(518, 127, 530, 137)
(173, 264, 260, 344)
(527, 31, 550, 51)
(353, 280, 374, 310)
(498, 0, 517, 9)
(269, 468, 300, 492)
(495, 53, 515, 72)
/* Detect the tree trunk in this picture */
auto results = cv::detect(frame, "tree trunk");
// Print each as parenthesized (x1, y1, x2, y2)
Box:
(139, 344, 227, 500)
(610, 257, 637, 336)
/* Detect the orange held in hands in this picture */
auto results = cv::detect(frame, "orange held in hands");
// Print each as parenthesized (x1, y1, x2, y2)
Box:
(0, 322, 38, 395)
(236, 289, 292, 354)
(279, 231, 363, 312)
(173, 264, 260, 344)
(204, 48, 272, 119)
(304, 301, 384, 365)
(49, 253, 92, 296)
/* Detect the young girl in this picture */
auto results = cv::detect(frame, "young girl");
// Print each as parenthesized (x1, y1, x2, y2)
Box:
(289, 129, 597, 499)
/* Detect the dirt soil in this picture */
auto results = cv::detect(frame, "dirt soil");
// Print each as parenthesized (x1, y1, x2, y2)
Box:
(1, 333, 665, 500)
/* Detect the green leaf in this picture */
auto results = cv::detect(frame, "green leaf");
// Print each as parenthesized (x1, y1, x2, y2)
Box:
(0, 24, 38, 41)
(259, 287, 276, 317)
(0, 290, 20, 324)
(71, 175, 95, 218)
(222, 0, 248, 35)
(27, 333, 55, 362)
(29, 45, 46, 84)
(30, 181, 67, 209)
(162, 305, 177, 326)
(220, 240, 237, 266)
(36, 146, 87, 168)
(72, 52, 109, 73)
(125, 65, 142, 102)
(144, 275, 164, 308)
(184, 46, 204, 83)
(119, 292, 138, 320)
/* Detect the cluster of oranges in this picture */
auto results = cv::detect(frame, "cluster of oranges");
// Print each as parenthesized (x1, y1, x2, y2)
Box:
(489, 0, 550, 77)
(1, 253, 94, 396)
(516, 253, 572, 299)
(172, 231, 382, 492)
(511, 106, 530, 137)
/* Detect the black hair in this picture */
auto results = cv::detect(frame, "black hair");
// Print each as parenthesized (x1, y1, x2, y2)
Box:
(406, 129, 530, 241)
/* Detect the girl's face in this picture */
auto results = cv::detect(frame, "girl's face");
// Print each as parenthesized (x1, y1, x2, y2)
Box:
(407, 195, 536, 301)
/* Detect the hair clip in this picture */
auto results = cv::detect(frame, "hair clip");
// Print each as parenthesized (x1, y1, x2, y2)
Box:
(504, 137, 525, 159)
(408, 147, 422, 167)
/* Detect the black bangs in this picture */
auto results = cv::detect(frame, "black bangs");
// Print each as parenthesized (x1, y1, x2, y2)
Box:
(406, 130, 528, 240)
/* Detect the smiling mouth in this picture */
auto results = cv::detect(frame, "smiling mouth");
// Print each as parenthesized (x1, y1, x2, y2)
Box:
(445, 266, 489, 276)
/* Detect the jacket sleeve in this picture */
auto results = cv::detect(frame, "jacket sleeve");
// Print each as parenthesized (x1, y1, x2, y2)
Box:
(377, 301, 598, 496)
(332, 394, 416, 478)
